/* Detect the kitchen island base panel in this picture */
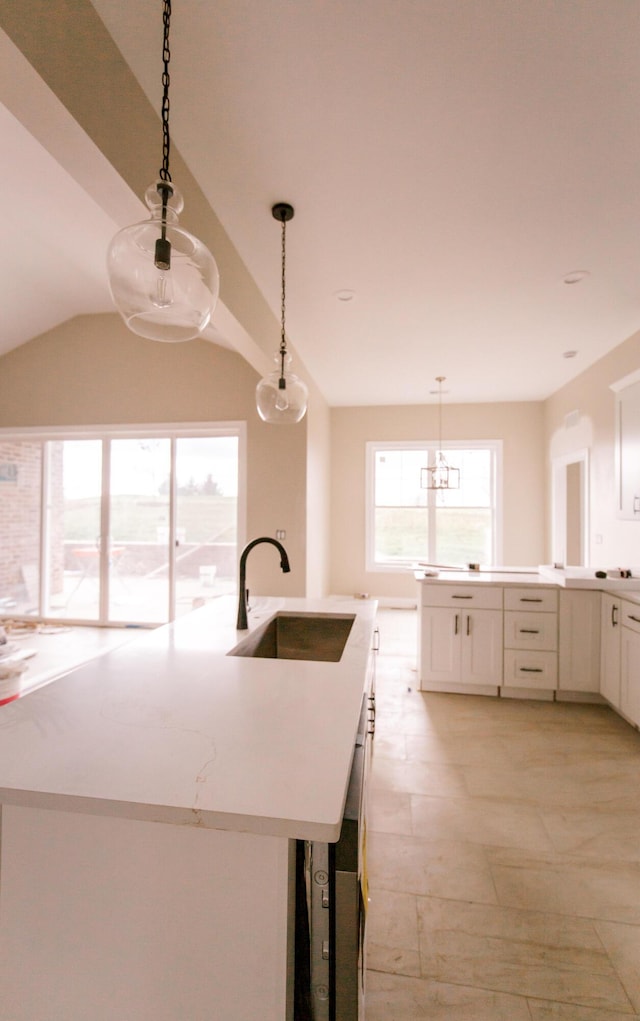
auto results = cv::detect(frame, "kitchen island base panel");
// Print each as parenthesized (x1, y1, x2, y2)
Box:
(0, 804, 293, 1021)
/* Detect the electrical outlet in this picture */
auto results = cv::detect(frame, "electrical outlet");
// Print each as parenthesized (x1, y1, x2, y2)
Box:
(276, 529, 286, 540)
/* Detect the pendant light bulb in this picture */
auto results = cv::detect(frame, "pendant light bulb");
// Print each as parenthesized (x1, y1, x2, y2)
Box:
(256, 203, 308, 425)
(106, 2, 219, 342)
(256, 352, 308, 424)
(275, 386, 289, 413)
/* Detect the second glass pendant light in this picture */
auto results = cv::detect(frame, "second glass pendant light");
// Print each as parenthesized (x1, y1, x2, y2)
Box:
(256, 203, 308, 424)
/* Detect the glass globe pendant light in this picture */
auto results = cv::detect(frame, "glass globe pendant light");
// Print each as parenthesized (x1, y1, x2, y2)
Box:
(106, 0, 219, 342)
(256, 203, 308, 424)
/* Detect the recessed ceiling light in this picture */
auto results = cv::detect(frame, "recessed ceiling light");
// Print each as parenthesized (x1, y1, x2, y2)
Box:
(563, 270, 590, 285)
(335, 289, 355, 302)
(563, 350, 578, 359)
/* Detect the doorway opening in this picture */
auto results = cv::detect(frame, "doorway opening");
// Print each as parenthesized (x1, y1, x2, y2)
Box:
(551, 450, 589, 567)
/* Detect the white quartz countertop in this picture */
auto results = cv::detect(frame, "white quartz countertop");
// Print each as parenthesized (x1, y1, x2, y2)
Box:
(538, 565, 640, 590)
(414, 565, 640, 590)
(414, 568, 550, 586)
(0, 596, 377, 842)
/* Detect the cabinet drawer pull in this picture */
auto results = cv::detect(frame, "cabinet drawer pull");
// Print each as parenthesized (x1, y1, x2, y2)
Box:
(452, 594, 473, 599)
(629, 614, 640, 624)
(520, 597, 543, 603)
(519, 628, 540, 634)
(519, 666, 543, 673)
(454, 614, 459, 635)
(466, 614, 470, 636)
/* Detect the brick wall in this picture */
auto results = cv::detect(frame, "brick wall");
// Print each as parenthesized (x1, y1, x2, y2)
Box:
(0, 441, 64, 610)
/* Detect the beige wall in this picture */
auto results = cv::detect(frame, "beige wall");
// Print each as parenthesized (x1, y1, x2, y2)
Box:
(305, 393, 331, 598)
(0, 313, 309, 599)
(330, 401, 545, 602)
(544, 328, 640, 569)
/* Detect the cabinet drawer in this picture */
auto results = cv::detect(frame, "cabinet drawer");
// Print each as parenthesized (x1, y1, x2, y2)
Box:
(622, 602, 640, 635)
(504, 587, 558, 612)
(503, 650, 558, 689)
(504, 611, 558, 651)
(421, 584, 503, 610)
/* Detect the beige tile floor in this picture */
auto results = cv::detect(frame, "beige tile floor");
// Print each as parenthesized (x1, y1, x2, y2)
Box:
(365, 608, 640, 1021)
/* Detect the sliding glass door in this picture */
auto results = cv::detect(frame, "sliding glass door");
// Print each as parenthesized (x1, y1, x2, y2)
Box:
(174, 436, 239, 617)
(108, 438, 172, 624)
(0, 427, 242, 627)
(45, 439, 103, 622)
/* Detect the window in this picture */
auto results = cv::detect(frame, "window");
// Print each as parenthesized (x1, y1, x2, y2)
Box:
(0, 424, 244, 626)
(366, 441, 502, 570)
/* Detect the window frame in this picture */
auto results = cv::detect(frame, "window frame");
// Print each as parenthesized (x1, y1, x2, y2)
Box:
(365, 439, 503, 572)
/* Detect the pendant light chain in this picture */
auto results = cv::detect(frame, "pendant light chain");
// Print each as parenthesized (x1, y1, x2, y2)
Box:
(159, 0, 172, 184)
(156, 0, 173, 261)
(279, 215, 288, 379)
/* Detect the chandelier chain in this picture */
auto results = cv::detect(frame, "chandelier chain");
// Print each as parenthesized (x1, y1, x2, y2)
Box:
(159, 0, 172, 183)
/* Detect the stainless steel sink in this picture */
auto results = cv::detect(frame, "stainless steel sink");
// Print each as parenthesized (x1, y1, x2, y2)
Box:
(228, 611, 356, 662)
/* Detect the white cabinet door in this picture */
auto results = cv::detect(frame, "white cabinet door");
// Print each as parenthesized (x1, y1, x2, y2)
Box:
(461, 610, 503, 687)
(420, 607, 502, 689)
(600, 593, 622, 708)
(621, 623, 640, 727)
(558, 590, 601, 693)
(420, 606, 461, 685)
(615, 378, 640, 519)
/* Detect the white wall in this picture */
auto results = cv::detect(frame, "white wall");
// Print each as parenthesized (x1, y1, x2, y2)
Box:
(545, 328, 640, 569)
(330, 401, 545, 601)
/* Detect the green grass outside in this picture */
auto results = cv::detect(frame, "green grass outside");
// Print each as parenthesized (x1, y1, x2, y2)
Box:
(63, 494, 237, 544)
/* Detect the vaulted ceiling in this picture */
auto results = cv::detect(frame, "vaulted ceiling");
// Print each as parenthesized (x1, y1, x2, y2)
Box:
(1, 0, 639, 406)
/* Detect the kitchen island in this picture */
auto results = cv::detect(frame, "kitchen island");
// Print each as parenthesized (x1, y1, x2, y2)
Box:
(0, 595, 377, 1021)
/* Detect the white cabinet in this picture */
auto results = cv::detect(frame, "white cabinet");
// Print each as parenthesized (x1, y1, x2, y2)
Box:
(558, 589, 601, 696)
(502, 587, 558, 697)
(621, 602, 640, 727)
(614, 376, 640, 519)
(600, 593, 622, 709)
(601, 594, 640, 727)
(419, 585, 503, 694)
